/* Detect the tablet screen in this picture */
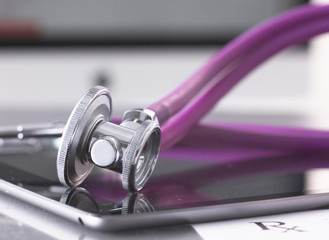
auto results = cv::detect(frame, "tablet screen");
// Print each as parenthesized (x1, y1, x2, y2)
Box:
(0, 141, 328, 215)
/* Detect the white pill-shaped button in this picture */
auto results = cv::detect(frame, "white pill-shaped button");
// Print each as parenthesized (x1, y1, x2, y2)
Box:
(91, 139, 116, 167)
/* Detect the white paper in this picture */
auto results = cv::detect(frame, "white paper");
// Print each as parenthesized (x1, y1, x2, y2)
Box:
(193, 209, 329, 240)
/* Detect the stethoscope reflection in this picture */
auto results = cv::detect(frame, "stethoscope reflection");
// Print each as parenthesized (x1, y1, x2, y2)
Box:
(8, 148, 328, 214)
(76, 147, 329, 209)
(60, 187, 154, 215)
(152, 153, 329, 209)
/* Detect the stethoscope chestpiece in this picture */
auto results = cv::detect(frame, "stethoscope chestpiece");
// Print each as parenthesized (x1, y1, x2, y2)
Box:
(57, 87, 161, 192)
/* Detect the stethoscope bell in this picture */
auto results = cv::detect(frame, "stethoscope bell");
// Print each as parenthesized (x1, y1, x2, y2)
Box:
(57, 87, 161, 192)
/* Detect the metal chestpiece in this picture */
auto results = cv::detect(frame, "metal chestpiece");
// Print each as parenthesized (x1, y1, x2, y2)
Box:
(57, 87, 161, 192)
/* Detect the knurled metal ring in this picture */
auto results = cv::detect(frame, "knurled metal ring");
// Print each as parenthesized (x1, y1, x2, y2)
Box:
(57, 87, 112, 187)
(122, 120, 161, 192)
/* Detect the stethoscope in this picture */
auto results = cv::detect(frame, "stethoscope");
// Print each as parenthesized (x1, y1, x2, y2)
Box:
(0, 4, 329, 192)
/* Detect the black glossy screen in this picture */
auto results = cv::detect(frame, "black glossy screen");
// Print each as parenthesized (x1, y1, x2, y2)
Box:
(0, 146, 329, 215)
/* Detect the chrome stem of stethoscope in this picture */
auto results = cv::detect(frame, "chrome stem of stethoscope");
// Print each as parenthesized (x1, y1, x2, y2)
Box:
(0, 87, 161, 192)
(86, 108, 161, 192)
(0, 123, 64, 154)
(0, 122, 64, 139)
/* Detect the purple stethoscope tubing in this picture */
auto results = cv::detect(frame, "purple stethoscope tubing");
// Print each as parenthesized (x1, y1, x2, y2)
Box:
(180, 123, 329, 153)
(148, 4, 329, 124)
(161, 17, 329, 149)
(147, 4, 329, 150)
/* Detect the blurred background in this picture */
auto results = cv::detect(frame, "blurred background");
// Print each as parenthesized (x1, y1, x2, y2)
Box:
(0, 0, 327, 131)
